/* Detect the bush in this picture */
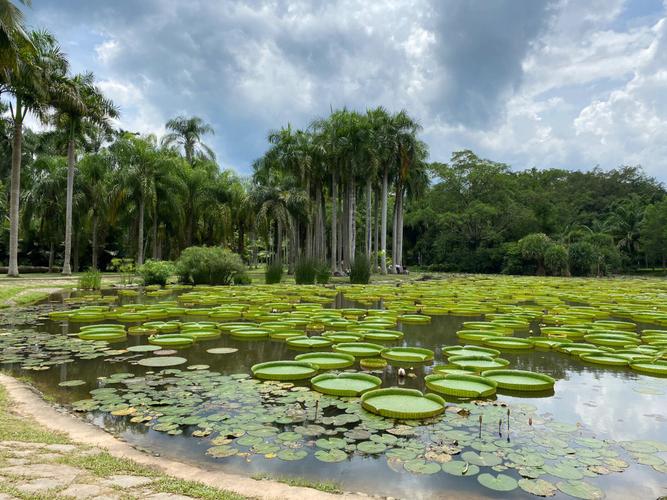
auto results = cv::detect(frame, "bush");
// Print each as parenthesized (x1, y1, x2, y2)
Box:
(544, 244, 569, 276)
(569, 241, 596, 276)
(233, 271, 252, 285)
(518, 233, 552, 275)
(138, 260, 175, 286)
(78, 268, 102, 290)
(315, 262, 331, 284)
(294, 257, 317, 284)
(175, 246, 245, 285)
(349, 254, 371, 284)
(265, 261, 283, 284)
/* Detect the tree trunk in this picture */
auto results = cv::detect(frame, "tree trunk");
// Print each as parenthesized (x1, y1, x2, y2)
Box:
(91, 213, 99, 269)
(365, 178, 372, 259)
(48, 241, 55, 272)
(137, 196, 145, 266)
(62, 137, 76, 275)
(7, 99, 23, 277)
(277, 220, 283, 262)
(73, 230, 80, 273)
(238, 222, 245, 257)
(331, 172, 338, 273)
(342, 180, 349, 267)
(373, 188, 379, 272)
(151, 210, 158, 260)
(350, 177, 356, 261)
(395, 185, 404, 268)
(380, 167, 388, 274)
(391, 195, 397, 273)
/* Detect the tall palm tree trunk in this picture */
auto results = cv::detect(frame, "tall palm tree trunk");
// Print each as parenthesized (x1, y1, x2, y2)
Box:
(380, 167, 388, 274)
(395, 186, 404, 268)
(137, 196, 145, 266)
(7, 99, 23, 277)
(91, 212, 99, 269)
(350, 178, 356, 260)
(365, 178, 372, 259)
(331, 172, 338, 273)
(62, 137, 76, 275)
(152, 211, 159, 260)
(373, 188, 379, 272)
(391, 196, 398, 273)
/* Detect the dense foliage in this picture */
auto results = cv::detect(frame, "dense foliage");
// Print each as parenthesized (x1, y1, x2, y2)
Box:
(138, 259, 175, 286)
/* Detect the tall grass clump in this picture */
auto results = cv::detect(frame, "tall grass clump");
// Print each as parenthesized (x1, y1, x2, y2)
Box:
(315, 262, 331, 284)
(294, 257, 317, 284)
(265, 261, 283, 284)
(349, 254, 371, 284)
(78, 268, 102, 290)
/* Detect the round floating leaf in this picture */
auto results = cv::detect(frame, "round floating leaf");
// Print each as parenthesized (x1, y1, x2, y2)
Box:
(361, 388, 445, 419)
(556, 480, 604, 499)
(127, 345, 162, 353)
(442, 460, 480, 476)
(311, 372, 381, 397)
(518, 478, 557, 497)
(543, 463, 584, 480)
(206, 445, 239, 458)
(137, 356, 187, 367)
(316, 438, 347, 450)
(206, 347, 238, 355)
(277, 449, 307, 461)
(477, 473, 518, 492)
(404, 459, 440, 474)
(314, 448, 348, 463)
(461, 451, 502, 467)
(58, 380, 86, 387)
(481, 369, 555, 392)
(357, 440, 387, 454)
(251, 361, 318, 381)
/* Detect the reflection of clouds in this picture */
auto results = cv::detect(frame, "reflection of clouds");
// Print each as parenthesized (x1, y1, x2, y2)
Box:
(505, 370, 667, 441)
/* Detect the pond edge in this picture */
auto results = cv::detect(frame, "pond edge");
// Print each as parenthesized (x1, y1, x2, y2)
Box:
(0, 373, 365, 500)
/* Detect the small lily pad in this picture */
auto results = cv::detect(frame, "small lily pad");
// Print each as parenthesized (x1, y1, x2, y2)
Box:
(404, 459, 440, 474)
(277, 449, 308, 461)
(207, 347, 239, 354)
(518, 478, 557, 497)
(314, 448, 348, 463)
(556, 480, 604, 499)
(58, 380, 86, 387)
(137, 356, 188, 367)
(442, 460, 480, 476)
(477, 473, 518, 492)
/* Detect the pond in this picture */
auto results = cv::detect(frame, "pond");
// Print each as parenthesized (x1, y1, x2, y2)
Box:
(1, 276, 666, 499)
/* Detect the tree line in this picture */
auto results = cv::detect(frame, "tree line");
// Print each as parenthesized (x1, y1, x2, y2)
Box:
(2, 1, 666, 278)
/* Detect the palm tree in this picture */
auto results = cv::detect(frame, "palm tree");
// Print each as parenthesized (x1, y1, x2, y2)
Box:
(78, 151, 112, 269)
(0, 29, 69, 276)
(0, 0, 33, 72)
(162, 116, 215, 164)
(51, 71, 118, 275)
(112, 134, 160, 266)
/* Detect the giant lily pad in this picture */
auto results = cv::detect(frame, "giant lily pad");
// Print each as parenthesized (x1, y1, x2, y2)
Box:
(251, 360, 318, 381)
(481, 369, 555, 392)
(361, 388, 445, 419)
(295, 352, 355, 369)
(311, 372, 381, 396)
(380, 347, 434, 363)
(425, 373, 497, 398)
(448, 355, 510, 371)
(333, 342, 384, 357)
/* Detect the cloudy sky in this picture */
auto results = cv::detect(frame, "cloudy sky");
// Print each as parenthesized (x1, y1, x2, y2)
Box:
(25, 0, 667, 181)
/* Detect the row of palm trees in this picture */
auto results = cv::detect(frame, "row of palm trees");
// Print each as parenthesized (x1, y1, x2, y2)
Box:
(1, 2, 118, 275)
(252, 107, 429, 274)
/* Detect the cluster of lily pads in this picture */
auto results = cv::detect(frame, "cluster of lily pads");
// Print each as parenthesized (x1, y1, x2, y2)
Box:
(2, 276, 667, 497)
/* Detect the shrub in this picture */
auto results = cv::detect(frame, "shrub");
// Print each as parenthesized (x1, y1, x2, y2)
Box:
(233, 271, 252, 285)
(315, 262, 331, 284)
(518, 233, 552, 275)
(349, 254, 371, 284)
(138, 260, 175, 286)
(544, 244, 569, 276)
(109, 258, 135, 285)
(176, 246, 245, 285)
(569, 241, 595, 276)
(78, 268, 102, 290)
(265, 261, 283, 284)
(294, 257, 317, 284)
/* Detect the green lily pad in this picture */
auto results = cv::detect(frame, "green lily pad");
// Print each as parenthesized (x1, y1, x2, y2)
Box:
(277, 449, 308, 461)
(543, 463, 584, 480)
(441, 460, 480, 476)
(206, 347, 239, 354)
(556, 480, 604, 499)
(127, 345, 162, 353)
(477, 473, 518, 492)
(518, 478, 557, 497)
(461, 451, 502, 467)
(58, 380, 86, 387)
(314, 448, 348, 463)
(357, 440, 387, 454)
(404, 459, 440, 474)
(137, 356, 188, 367)
(206, 445, 239, 458)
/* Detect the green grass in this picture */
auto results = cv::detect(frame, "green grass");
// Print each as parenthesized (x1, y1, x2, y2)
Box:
(154, 477, 247, 500)
(252, 473, 343, 494)
(57, 450, 159, 477)
(0, 385, 71, 444)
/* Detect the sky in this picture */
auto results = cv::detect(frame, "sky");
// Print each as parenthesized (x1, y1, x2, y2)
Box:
(24, 0, 667, 181)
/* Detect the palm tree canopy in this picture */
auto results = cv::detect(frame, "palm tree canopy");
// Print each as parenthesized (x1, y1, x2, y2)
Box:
(162, 115, 215, 164)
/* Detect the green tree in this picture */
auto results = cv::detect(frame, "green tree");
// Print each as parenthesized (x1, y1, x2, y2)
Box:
(518, 233, 551, 275)
(162, 115, 215, 164)
(1, 29, 69, 276)
(51, 71, 118, 274)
